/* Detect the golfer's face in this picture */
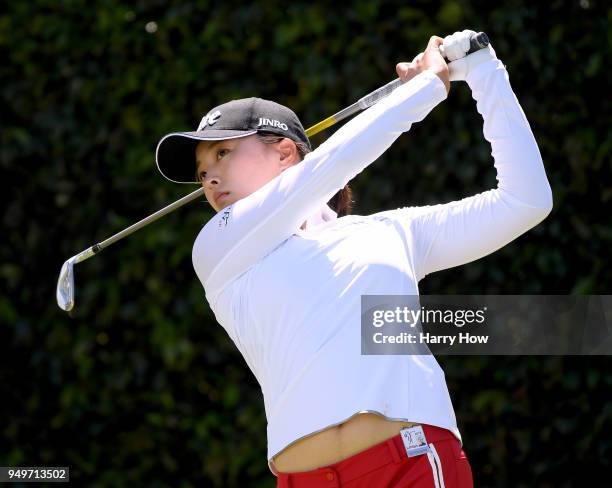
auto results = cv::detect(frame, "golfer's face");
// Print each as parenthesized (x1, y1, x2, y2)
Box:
(195, 135, 283, 213)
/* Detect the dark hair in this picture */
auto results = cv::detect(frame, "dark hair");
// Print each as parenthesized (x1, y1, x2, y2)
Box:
(257, 132, 354, 217)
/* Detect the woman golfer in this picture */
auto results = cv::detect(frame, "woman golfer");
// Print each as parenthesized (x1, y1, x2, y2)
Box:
(155, 32, 552, 487)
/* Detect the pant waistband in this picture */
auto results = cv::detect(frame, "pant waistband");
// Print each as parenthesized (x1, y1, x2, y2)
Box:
(276, 423, 457, 487)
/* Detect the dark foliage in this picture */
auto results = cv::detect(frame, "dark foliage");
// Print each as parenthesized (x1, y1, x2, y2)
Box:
(1, 1, 610, 486)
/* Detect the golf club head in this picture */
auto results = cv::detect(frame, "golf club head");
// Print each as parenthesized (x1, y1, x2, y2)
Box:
(56, 258, 75, 311)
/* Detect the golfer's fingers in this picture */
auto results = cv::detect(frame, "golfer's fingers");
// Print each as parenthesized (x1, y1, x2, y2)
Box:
(412, 52, 424, 64)
(426, 35, 444, 51)
(395, 61, 419, 82)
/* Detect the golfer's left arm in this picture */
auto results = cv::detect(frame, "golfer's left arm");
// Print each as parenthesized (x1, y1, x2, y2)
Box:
(405, 45, 553, 280)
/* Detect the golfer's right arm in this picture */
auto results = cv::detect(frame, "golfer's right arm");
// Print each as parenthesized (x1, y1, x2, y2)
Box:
(376, 45, 553, 281)
(193, 69, 448, 301)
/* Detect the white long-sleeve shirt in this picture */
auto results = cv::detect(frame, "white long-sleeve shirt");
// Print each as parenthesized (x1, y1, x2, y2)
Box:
(192, 55, 553, 476)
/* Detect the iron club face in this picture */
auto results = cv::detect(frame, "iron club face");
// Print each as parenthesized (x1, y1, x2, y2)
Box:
(56, 258, 75, 311)
(56, 246, 97, 312)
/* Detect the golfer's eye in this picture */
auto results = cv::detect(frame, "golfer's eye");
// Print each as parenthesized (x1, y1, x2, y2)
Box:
(198, 171, 207, 181)
(217, 148, 230, 160)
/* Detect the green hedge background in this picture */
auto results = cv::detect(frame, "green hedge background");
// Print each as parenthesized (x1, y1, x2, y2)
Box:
(1, 1, 610, 486)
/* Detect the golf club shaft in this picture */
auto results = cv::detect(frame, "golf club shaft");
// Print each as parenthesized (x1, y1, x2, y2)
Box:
(96, 187, 205, 251)
(306, 32, 489, 138)
(71, 187, 205, 265)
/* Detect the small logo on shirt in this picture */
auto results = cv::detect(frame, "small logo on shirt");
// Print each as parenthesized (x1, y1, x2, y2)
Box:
(219, 208, 231, 228)
(257, 117, 288, 131)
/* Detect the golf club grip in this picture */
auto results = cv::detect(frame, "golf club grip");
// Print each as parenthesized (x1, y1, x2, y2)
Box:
(467, 31, 490, 53)
(358, 31, 489, 110)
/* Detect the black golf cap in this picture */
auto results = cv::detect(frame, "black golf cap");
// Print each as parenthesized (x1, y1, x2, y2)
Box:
(156, 97, 311, 184)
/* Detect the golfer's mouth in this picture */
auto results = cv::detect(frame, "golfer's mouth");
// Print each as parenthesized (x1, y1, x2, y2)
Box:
(215, 192, 230, 206)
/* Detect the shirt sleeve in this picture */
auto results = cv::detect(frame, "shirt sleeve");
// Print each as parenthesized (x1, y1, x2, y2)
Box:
(371, 55, 553, 281)
(192, 70, 448, 302)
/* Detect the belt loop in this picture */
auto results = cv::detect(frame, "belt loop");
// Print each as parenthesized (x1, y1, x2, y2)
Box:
(325, 467, 340, 487)
(386, 435, 403, 464)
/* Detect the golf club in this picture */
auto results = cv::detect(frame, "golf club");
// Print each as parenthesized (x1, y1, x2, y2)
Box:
(56, 32, 489, 312)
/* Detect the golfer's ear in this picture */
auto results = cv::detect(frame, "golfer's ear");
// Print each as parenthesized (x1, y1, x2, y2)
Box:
(276, 138, 299, 169)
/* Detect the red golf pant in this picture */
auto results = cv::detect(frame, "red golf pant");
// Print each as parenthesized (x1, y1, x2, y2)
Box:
(276, 423, 473, 487)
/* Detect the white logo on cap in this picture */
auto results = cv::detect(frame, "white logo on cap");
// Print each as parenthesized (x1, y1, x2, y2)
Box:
(198, 110, 221, 131)
(257, 118, 288, 131)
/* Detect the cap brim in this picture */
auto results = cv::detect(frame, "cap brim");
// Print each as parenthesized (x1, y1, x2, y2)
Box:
(155, 130, 257, 184)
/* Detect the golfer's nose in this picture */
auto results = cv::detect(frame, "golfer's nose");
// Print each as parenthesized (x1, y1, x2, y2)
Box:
(204, 173, 221, 188)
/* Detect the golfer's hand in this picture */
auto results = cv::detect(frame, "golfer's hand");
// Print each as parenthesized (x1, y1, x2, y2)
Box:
(444, 30, 498, 82)
(441, 29, 477, 62)
(396, 36, 450, 94)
